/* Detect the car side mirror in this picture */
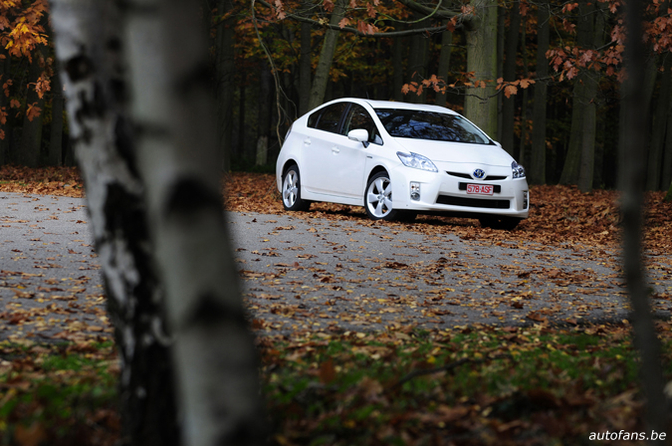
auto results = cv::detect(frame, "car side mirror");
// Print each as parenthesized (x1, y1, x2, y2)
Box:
(347, 129, 370, 148)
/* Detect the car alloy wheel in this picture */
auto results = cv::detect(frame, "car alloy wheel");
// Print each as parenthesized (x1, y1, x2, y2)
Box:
(282, 166, 309, 211)
(365, 172, 397, 220)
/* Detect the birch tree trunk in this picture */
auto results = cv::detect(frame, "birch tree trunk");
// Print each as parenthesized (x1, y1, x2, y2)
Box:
(620, 0, 671, 438)
(49, 1, 180, 445)
(123, 0, 267, 444)
(464, 0, 498, 138)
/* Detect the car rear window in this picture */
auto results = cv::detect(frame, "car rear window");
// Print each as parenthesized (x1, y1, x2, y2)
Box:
(374, 109, 491, 144)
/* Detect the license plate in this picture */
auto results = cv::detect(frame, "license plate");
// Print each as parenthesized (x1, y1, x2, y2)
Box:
(466, 184, 494, 195)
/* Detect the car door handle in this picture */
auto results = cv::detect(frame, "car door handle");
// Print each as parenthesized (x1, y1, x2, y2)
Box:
(304, 138, 311, 145)
(331, 147, 340, 154)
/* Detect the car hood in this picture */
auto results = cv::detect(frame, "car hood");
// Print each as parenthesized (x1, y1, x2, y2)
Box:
(393, 138, 514, 166)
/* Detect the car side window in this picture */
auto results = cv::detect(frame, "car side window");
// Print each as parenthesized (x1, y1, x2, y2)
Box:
(308, 103, 347, 134)
(343, 104, 383, 145)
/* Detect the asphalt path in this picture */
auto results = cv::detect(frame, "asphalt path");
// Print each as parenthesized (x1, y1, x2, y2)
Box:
(1, 192, 671, 341)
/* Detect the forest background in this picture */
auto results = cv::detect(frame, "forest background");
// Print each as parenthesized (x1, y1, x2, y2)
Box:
(2, 0, 672, 197)
(0, 0, 671, 444)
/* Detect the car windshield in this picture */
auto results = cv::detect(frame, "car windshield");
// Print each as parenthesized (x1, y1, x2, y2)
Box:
(374, 109, 492, 144)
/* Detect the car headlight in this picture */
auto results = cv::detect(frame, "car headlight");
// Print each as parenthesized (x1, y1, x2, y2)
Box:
(397, 152, 438, 172)
(512, 161, 526, 179)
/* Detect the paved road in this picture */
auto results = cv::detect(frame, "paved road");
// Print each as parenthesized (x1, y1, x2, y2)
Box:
(1, 192, 671, 341)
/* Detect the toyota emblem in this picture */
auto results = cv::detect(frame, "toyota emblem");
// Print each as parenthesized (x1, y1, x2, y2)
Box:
(473, 169, 485, 179)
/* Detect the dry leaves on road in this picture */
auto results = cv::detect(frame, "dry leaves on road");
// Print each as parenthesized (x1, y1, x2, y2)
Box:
(3, 166, 670, 254)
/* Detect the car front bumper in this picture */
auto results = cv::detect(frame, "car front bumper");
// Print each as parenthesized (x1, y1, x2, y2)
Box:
(389, 165, 529, 219)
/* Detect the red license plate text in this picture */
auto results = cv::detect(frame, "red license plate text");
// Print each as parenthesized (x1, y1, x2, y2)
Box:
(466, 184, 494, 195)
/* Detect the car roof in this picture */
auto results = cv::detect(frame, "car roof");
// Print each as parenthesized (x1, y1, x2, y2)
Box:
(358, 98, 459, 115)
(316, 97, 459, 115)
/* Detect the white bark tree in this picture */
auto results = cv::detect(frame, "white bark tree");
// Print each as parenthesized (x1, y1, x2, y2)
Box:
(123, 0, 267, 445)
(49, 2, 180, 445)
(50, 0, 266, 445)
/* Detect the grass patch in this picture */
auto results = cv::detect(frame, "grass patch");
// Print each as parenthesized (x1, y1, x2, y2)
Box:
(260, 323, 666, 445)
(0, 340, 119, 446)
(2, 323, 671, 445)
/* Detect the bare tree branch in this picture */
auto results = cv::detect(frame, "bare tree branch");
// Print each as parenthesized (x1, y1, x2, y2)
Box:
(255, 0, 463, 37)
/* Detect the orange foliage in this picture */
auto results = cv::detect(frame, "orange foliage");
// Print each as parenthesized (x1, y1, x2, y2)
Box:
(0, 0, 51, 137)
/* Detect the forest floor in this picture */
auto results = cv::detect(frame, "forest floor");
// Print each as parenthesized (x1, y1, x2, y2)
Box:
(2, 166, 672, 445)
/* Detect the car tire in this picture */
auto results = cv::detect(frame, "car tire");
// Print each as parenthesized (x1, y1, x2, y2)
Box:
(282, 165, 310, 212)
(397, 211, 417, 222)
(364, 172, 398, 221)
(479, 216, 521, 230)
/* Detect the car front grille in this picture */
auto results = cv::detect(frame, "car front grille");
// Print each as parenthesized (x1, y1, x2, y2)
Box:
(446, 171, 508, 181)
(446, 171, 472, 179)
(436, 195, 511, 209)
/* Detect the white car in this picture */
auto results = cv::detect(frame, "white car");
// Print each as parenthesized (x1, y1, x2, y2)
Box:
(275, 98, 529, 229)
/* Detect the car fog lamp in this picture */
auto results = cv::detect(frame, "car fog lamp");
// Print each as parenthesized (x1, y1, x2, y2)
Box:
(523, 190, 529, 209)
(410, 182, 421, 201)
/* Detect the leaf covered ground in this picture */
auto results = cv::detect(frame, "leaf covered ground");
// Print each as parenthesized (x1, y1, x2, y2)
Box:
(1, 166, 672, 445)
(223, 170, 671, 256)
(3, 165, 670, 253)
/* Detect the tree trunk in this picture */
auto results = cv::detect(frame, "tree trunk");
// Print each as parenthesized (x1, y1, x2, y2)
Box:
(464, 0, 498, 138)
(256, 64, 272, 166)
(50, 1, 180, 445)
(0, 48, 10, 164)
(299, 19, 312, 115)
(308, 0, 346, 109)
(238, 81, 247, 161)
(500, 1, 521, 155)
(560, 0, 595, 186)
(529, 1, 549, 184)
(577, 96, 596, 192)
(123, 0, 267, 444)
(619, 0, 671, 437)
(663, 100, 672, 190)
(393, 32, 404, 101)
(407, 14, 430, 104)
(647, 57, 672, 190)
(435, 28, 453, 107)
(517, 17, 530, 164)
(63, 132, 75, 166)
(48, 71, 64, 166)
(20, 51, 45, 168)
(216, 0, 235, 172)
(577, 1, 607, 192)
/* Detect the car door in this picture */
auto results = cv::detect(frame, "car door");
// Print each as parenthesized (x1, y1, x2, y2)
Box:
(333, 104, 382, 197)
(301, 102, 348, 195)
